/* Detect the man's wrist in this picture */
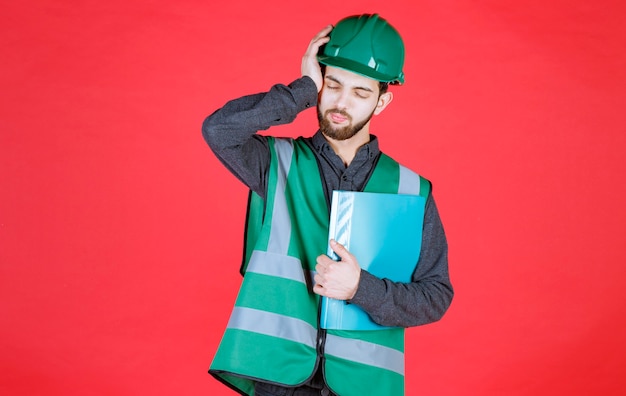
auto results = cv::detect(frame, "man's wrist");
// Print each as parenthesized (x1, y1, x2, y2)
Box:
(290, 76, 318, 110)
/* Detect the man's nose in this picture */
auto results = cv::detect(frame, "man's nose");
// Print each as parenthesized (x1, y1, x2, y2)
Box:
(334, 90, 350, 110)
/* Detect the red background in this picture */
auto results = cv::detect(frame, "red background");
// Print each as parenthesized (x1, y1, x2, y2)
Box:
(2, 0, 625, 395)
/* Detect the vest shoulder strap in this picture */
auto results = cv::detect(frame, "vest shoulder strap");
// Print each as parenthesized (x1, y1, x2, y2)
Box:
(367, 153, 431, 198)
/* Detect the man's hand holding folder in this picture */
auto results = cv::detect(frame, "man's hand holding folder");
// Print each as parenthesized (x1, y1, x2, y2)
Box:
(313, 239, 362, 300)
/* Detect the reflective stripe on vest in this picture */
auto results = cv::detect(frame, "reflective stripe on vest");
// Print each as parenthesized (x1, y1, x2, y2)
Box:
(325, 334, 405, 376)
(399, 164, 422, 195)
(210, 137, 429, 396)
(266, 138, 293, 254)
(227, 306, 317, 348)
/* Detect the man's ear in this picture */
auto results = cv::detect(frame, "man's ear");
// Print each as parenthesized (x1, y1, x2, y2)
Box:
(373, 92, 393, 115)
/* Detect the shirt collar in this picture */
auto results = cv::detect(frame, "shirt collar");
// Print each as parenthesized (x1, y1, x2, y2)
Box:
(311, 130, 380, 160)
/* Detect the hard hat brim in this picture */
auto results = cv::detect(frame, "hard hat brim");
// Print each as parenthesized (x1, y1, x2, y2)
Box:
(318, 55, 404, 85)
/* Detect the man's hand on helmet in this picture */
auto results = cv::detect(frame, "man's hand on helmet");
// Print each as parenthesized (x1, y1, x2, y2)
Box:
(301, 24, 333, 92)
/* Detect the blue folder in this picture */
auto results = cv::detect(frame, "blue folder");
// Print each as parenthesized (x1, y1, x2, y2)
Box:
(320, 190, 426, 330)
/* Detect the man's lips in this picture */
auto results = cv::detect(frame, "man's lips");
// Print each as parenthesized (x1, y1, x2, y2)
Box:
(329, 111, 349, 123)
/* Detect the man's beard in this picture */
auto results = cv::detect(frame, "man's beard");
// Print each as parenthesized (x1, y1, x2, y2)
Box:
(317, 107, 375, 141)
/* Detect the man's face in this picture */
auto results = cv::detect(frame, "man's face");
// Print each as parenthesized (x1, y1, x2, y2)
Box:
(317, 66, 390, 141)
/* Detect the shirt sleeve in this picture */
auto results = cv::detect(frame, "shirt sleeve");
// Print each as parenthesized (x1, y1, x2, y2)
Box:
(349, 192, 454, 327)
(202, 76, 319, 198)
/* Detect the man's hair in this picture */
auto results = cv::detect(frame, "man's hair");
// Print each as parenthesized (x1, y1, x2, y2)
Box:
(378, 82, 389, 95)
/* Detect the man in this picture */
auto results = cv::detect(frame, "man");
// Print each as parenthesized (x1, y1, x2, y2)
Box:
(203, 14, 453, 396)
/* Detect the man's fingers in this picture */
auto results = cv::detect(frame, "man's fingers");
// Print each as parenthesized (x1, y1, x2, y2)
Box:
(306, 25, 332, 55)
(329, 239, 349, 260)
(313, 273, 327, 296)
(306, 35, 330, 56)
(312, 24, 333, 41)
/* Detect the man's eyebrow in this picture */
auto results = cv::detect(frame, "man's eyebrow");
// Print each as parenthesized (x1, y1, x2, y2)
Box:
(325, 75, 343, 85)
(325, 75, 374, 93)
(354, 85, 374, 93)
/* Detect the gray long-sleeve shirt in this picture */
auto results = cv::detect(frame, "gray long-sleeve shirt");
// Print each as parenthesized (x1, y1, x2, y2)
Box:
(202, 76, 453, 327)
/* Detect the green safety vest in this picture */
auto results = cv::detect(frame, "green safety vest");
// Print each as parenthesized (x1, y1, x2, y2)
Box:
(210, 137, 430, 396)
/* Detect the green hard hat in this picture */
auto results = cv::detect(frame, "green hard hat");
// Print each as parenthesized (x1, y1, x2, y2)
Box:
(317, 14, 405, 85)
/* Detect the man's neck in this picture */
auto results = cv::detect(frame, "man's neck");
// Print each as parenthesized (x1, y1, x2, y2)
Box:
(324, 128, 371, 167)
